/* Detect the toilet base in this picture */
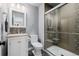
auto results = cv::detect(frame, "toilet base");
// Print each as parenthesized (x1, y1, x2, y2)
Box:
(32, 50, 42, 56)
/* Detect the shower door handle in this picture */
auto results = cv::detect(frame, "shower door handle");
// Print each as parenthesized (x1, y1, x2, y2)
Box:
(0, 41, 1, 45)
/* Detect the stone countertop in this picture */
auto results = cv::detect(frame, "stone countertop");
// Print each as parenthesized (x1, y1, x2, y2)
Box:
(7, 33, 30, 38)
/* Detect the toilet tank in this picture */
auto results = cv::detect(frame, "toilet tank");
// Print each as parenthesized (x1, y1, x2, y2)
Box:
(30, 35, 38, 43)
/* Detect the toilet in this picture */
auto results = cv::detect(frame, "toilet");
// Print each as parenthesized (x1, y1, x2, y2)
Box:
(30, 35, 43, 56)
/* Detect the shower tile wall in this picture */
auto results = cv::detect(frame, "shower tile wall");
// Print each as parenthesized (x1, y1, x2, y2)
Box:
(58, 4, 79, 55)
(45, 9, 59, 48)
(45, 4, 53, 12)
(58, 4, 76, 52)
(45, 3, 79, 55)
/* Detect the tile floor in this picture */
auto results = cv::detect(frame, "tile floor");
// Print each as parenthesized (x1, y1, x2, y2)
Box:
(28, 50, 50, 56)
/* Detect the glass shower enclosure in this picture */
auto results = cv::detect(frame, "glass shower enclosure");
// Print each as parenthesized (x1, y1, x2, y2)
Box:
(44, 3, 79, 55)
(45, 9, 59, 48)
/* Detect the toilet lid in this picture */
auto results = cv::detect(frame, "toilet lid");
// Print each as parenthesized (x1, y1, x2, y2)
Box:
(32, 42, 43, 47)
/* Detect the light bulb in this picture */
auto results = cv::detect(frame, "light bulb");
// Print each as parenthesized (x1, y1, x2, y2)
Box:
(22, 6, 25, 10)
(17, 4, 20, 9)
(11, 3, 15, 7)
(0, 3, 2, 7)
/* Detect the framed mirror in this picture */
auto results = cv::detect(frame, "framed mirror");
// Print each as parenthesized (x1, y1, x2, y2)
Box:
(9, 7, 26, 28)
(12, 11, 24, 26)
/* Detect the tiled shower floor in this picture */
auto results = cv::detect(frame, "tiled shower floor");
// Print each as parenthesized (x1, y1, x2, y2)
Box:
(47, 46, 77, 56)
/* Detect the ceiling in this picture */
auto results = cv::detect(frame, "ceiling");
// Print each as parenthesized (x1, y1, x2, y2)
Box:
(28, 3, 42, 7)
(22, 3, 60, 8)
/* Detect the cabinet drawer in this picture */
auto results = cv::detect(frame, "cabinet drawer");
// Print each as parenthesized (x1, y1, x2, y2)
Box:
(8, 36, 28, 56)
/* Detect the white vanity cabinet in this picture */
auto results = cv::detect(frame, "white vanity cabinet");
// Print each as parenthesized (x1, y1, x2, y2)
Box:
(8, 34, 28, 56)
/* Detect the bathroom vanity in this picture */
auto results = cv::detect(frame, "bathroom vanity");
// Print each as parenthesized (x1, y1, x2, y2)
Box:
(7, 34, 29, 56)
(7, 4, 28, 56)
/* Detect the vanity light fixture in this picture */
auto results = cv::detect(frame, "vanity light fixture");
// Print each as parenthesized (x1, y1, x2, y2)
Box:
(22, 6, 25, 10)
(11, 3, 25, 11)
(0, 3, 2, 8)
(11, 3, 15, 7)
(17, 4, 20, 9)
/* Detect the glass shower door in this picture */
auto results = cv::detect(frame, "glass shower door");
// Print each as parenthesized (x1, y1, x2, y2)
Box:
(44, 9, 59, 49)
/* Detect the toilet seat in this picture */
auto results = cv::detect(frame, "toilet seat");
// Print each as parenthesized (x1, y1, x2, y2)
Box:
(30, 35, 43, 56)
(32, 42, 43, 48)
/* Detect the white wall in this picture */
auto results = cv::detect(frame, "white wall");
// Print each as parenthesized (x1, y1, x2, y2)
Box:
(22, 4, 38, 35)
(38, 4, 44, 46)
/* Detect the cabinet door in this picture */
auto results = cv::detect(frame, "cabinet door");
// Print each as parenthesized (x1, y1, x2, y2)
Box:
(19, 36, 28, 56)
(8, 36, 28, 56)
(8, 37, 21, 56)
